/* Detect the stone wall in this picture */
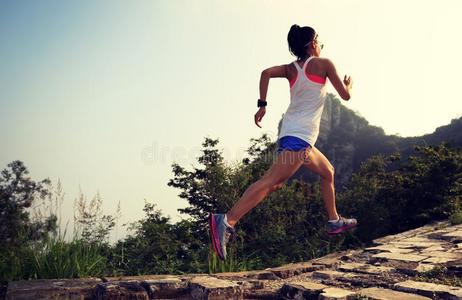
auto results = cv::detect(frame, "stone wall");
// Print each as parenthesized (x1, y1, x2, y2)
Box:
(5, 220, 462, 299)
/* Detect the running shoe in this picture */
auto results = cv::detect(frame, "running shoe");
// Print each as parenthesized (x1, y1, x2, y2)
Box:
(208, 213, 237, 260)
(326, 214, 358, 235)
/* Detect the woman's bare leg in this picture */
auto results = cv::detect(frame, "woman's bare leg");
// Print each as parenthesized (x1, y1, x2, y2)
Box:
(320, 174, 338, 220)
(226, 149, 308, 227)
(301, 146, 339, 220)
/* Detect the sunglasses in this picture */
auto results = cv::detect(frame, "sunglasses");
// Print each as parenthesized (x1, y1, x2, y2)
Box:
(304, 39, 324, 49)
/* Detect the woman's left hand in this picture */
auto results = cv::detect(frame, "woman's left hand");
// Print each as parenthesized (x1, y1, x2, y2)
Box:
(254, 107, 266, 128)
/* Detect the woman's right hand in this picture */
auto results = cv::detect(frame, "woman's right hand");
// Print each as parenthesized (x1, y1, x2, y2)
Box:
(254, 107, 266, 128)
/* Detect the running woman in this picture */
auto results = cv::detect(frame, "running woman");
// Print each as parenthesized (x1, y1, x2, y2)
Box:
(209, 25, 357, 261)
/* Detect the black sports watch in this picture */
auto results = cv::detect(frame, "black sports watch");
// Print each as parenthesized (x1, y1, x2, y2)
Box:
(257, 99, 267, 107)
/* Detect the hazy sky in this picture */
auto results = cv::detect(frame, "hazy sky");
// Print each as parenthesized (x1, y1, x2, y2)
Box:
(1, 0, 461, 241)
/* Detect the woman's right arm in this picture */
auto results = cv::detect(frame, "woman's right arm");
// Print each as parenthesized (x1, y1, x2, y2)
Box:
(254, 64, 288, 128)
(325, 58, 352, 101)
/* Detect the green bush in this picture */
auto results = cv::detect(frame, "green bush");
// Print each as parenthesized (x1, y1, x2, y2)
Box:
(449, 210, 462, 225)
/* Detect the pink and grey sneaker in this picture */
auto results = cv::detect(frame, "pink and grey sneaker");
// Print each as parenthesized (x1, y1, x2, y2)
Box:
(208, 213, 237, 260)
(326, 214, 358, 235)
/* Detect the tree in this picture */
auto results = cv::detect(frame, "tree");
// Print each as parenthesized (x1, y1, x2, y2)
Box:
(338, 143, 462, 242)
(109, 201, 205, 275)
(0, 160, 56, 280)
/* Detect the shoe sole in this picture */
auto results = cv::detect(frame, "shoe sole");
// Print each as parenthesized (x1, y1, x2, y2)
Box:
(327, 223, 357, 235)
(208, 214, 225, 260)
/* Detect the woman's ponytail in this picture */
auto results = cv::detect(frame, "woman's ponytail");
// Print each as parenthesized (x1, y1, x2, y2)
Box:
(287, 24, 315, 61)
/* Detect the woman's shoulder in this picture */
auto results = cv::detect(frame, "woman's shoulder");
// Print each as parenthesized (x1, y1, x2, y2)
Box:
(318, 57, 336, 68)
(312, 57, 332, 65)
(285, 57, 333, 72)
(288, 57, 333, 65)
(311, 57, 335, 74)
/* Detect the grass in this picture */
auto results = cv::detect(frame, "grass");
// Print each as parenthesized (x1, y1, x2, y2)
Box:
(31, 229, 108, 279)
(208, 243, 262, 274)
(415, 265, 462, 287)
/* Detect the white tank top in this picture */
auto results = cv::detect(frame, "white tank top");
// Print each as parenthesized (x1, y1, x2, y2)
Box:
(278, 56, 328, 147)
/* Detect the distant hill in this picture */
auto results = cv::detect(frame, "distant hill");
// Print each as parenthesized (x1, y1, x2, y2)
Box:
(277, 94, 462, 190)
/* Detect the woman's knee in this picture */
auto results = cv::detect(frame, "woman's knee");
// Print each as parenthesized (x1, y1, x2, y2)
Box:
(271, 182, 285, 192)
(321, 165, 335, 182)
(259, 177, 285, 193)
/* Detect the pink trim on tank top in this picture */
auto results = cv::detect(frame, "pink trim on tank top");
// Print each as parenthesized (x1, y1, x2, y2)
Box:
(289, 74, 326, 87)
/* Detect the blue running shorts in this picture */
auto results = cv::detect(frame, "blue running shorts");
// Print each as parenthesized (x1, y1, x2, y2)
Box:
(277, 136, 313, 156)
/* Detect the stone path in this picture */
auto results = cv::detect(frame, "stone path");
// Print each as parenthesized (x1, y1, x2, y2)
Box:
(5, 221, 462, 299)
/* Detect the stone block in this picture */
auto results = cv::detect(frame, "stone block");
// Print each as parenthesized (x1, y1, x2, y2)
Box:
(338, 262, 394, 275)
(372, 221, 448, 245)
(243, 287, 280, 299)
(358, 287, 431, 300)
(6, 278, 101, 300)
(426, 251, 460, 259)
(188, 276, 243, 299)
(319, 287, 357, 300)
(103, 274, 183, 282)
(280, 281, 327, 299)
(421, 256, 459, 264)
(399, 237, 435, 243)
(423, 245, 446, 251)
(310, 252, 347, 268)
(365, 245, 415, 253)
(215, 269, 279, 280)
(442, 230, 462, 239)
(359, 265, 394, 275)
(141, 277, 189, 299)
(94, 281, 149, 300)
(414, 263, 437, 273)
(266, 262, 324, 279)
(337, 262, 367, 272)
(372, 252, 429, 262)
(394, 280, 462, 299)
(394, 262, 436, 276)
(312, 270, 355, 280)
(389, 241, 442, 249)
